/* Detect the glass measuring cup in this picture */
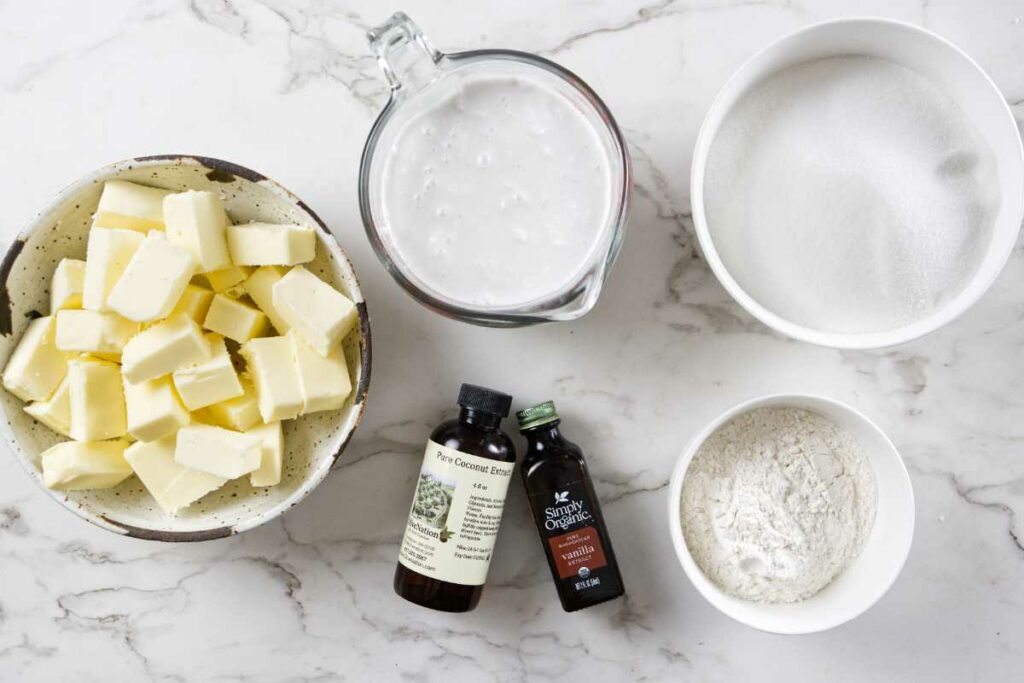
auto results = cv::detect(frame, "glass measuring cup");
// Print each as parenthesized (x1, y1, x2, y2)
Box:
(359, 13, 631, 327)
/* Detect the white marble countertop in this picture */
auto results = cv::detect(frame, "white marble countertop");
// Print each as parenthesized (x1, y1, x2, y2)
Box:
(1, 1, 1022, 680)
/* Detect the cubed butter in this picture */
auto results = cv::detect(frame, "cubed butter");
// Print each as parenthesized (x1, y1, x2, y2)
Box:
(50, 258, 86, 313)
(125, 435, 226, 514)
(106, 232, 196, 322)
(239, 336, 302, 422)
(226, 222, 316, 266)
(203, 294, 268, 343)
(174, 424, 261, 479)
(124, 375, 189, 442)
(170, 283, 214, 324)
(272, 267, 357, 356)
(121, 313, 211, 384)
(172, 335, 243, 411)
(205, 378, 261, 431)
(24, 375, 72, 437)
(242, 266, 289, 333)
(55, 309, 139, 355)
(41, 439, 133, 490)
(290, 332, 351, 414)
(2, 316, 71, 402)
(82, 227, 145, 312)
(248, 421, 283, 487)
(188, 408, 218, 425)
(163, 190, 231, 272)
(204, 265, 253, 294)
(68, 357, 127, 441)
(93, 180, 172, 232)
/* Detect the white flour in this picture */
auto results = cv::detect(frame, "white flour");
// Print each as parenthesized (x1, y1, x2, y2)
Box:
(705, 56, 1000, 334)
(680, 407, 877, 603)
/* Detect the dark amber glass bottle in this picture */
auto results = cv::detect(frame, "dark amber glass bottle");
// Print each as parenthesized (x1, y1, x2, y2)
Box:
(518, 401, 624, 611)
(394, 384, 516, 612)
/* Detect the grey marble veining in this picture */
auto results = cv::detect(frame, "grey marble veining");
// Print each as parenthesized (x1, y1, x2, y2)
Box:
(1, 0, 1023, 680)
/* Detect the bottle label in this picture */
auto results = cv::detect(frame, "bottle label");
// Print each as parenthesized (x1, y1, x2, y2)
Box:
(398, 440, 515, 586)
(530, 480, 611, 594)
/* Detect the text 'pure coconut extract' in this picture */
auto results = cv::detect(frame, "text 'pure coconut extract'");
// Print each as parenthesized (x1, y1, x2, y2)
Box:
(394, 387, 625, 613)
(394, 384, 517, 612)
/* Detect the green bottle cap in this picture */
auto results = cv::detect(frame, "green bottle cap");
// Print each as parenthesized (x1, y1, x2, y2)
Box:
(516, 400, 560, 432)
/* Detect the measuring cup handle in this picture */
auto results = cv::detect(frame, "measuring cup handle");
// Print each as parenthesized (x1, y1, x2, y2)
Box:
(367, 12, 442, 94)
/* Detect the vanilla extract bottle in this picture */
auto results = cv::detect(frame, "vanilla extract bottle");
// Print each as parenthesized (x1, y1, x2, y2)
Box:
(518, 401, 624, 611)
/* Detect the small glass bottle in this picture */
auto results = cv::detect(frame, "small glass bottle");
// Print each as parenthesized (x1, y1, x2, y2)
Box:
(518, 401, 624, 611)
(394, 384, 516, 612)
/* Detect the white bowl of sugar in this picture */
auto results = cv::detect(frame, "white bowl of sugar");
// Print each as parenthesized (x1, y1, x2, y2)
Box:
(667, 394, 915, 634)
(691, 18, 1024, 349)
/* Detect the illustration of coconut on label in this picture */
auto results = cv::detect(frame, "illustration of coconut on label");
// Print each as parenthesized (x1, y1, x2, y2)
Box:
(1, 179, 357, 515)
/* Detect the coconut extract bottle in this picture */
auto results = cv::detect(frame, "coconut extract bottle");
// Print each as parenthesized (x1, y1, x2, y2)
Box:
(394, 384, 516, 612)
(518, 401, 624, 611)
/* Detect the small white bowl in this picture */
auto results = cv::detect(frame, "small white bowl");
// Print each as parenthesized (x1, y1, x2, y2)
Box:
(691, 18, 1024, 349)
(0, 156, 371, 541)
(667, 394, 914, 634)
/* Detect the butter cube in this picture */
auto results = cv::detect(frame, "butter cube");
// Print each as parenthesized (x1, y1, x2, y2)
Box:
(82, 227, 145, 312)
(188, 408, 219, 425)
(163, 190, 231, 273)
(121, 313, 211, 384)
(169, 283, 214, 324)
(242, 266, 289, 333)
(106, 232, 196, 322)
(172, 335, 243, 411)
(94, 180, 172, 232)
(248, 421, 283, 487)
(68, 357, 127, 441)
(205, 378, 261, 431)
(290, 332, 350, 414)
(24, 375, 72, 437)
(125, 435, 226, 514)
(272, 267, 357, 356)
(2, 316, 71, 402)
(174, 424, 262, 479)
(239, 336, 302, 422)
(203, 294, 268, 343)
(55, 309, 139, 355)
(124, 375, 189, 442)
(41, 439, 133, 490)
(226, 222, 316, 266)
(204, 265, 253, 294)
(50, 258, 86, 313)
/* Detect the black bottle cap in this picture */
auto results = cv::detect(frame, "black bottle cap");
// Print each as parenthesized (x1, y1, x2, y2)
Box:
(457, 384, 512, 418)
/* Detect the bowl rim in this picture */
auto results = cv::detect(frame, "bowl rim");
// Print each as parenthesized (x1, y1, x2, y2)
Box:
(689, 16, 1024, 350)
(666, 393, 915, 634)
(0, 154, 372, 542)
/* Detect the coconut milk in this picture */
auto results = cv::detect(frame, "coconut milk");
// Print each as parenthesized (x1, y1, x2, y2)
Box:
(379, 73, 613, 308)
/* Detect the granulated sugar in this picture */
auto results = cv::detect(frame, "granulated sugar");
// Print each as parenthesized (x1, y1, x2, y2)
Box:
(705, 56, 1000, 334)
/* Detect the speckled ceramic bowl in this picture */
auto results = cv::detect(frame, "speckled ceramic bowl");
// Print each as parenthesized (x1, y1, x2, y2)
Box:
(0, 156, 371, 541)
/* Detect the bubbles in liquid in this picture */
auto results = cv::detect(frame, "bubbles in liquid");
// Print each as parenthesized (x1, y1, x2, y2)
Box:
(380, 72, 614, 308)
